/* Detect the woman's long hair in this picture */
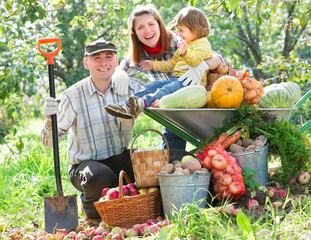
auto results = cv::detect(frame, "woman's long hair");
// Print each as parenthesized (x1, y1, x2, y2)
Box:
(128, 4, 172, 65)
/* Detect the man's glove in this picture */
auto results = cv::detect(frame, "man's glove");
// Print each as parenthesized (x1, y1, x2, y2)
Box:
(43, 97, 59, 120)
(178, 61, 210, 86)
(112, 69, 132, 97)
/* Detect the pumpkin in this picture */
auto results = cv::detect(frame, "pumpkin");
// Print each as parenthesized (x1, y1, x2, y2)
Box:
(258, 87, 294, 108)
(237, 70, 265, 105)
(210, 75, 243, 108)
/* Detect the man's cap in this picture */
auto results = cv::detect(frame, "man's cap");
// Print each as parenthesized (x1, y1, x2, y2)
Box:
(85, 39, 117, 56)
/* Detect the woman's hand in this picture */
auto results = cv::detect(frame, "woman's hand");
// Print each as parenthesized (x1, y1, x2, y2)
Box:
(139, 60, 153, 71)
(178, 41, 188, 57)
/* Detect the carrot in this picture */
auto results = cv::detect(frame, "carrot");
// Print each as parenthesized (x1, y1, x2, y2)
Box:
(205, 132, 229, 148)
(222, 130, 242, 150)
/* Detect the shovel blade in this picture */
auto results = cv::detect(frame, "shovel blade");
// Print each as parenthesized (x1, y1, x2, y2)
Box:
(44, 195, 78, 233)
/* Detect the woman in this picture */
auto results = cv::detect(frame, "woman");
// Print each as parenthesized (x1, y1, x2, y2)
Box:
(113, 4, 225, 150)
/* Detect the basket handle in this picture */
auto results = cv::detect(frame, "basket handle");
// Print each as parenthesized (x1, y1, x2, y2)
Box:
(130, 129, 169, 159)
(118, 170, 133, 199)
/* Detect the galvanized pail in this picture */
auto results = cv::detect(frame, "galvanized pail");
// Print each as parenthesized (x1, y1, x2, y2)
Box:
(230, 143, 269, 186)
(158, 172, 211, 219)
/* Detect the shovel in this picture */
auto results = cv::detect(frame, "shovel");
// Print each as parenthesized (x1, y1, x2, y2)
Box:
(38, 38, 78, 233)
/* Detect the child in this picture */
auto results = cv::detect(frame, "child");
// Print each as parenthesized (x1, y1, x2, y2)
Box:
(105, 6, 219, 119)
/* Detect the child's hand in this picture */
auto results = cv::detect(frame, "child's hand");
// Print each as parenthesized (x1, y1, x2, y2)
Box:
(178, 41, 188, 56)
(139, 60, 153, 71)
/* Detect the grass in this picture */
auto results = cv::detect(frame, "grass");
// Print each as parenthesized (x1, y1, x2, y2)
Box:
(1, 116, 311, 239)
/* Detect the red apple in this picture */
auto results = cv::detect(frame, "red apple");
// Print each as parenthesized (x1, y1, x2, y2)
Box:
(109, 190, 119, 200)
(101, 187, 110, 197)
(111, 226, 122, 234)
(162, 219, 172, 226)
(92, 236, 105, 240)
(276, 189, 286, 199)
(54, 229, 68, 240)
(149, 224, 162, 234)
(298, 172, 311, 185)
(288, 176, 297, 185)
(223, 204, 235, 215)
(68, 231, 77, 238)
(156, 216, 163, 222)
(146, 219, 157, 226)
(94, 227, 105, 236)
(139, 223, 150, 235)
(132, 224, 141, 236)
(247, 199, 259, 210)
(130, 189, 140, 196)
(122, 186, 130, 196)
(111, 233, 123, 240)
(233, 208, 242, 215)
(127, 183, 137, 190)
(63, 235, 74, 240)
(267, 187, 277, 198)
(146, 187, 159, 193)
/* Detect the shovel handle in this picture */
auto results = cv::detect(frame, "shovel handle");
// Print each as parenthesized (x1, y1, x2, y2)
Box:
(38, 38, 62, 65)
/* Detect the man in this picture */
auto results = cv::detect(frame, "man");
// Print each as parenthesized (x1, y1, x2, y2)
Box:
(40, 39, 144, 225)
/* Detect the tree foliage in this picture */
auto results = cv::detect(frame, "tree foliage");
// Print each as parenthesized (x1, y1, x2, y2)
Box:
(0, 0, 310, 140)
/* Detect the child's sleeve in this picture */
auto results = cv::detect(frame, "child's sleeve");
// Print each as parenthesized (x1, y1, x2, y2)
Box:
(182, 38, 213, 67)
(152, 51, 179, 72)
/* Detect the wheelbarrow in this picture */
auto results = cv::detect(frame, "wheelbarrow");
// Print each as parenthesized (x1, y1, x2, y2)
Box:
(143, 89, 311, 148)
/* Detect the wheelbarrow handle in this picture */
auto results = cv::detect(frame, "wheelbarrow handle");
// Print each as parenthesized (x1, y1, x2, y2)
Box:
(38, 38, 62, 65)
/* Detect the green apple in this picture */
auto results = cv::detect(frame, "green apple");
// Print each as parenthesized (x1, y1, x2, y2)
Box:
(0, 222, 7, 231)
(139, 187, 147, 195)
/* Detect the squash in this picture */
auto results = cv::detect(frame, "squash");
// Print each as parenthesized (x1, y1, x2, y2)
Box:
(279, 82, 301, 103)
(210, 75, 243, 108)
(258, 87, 294, 108)
(206, 91, 218, 108)
(159, 85, 208, 108)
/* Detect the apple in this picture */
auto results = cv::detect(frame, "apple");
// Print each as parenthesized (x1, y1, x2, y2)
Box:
(156, 215, 163, 222)
(63, 235, 74, 240)
(75, 231, 87, 240)
(54, 229, 67, 240)
(288, 176, 297, 185)
(272, 201, 283, 208)
(94, 227, 105, 236)
(139, 187, 147, 195)
(130, 189, 140, 196)
(247, 199, 259, 210)
(111, 233, 123, 240)
(233, 208, 242, 215)
(162, 219, 172, 226)
(126, 228, 139, 238)
(146, 187, 159, 193)
(106, 188, 118, 196)
(132, 224, 142, 235)
(46, 234, 54, 240)
(139, 223, 150, 235)
(68, 231, 77, 238)
(298, 172, 311, 185)
(147, 219, 158, 226)
(122, 186, 130, 196)
(216, 63, 229, 74)
(223, 204, 235, 215)
(92, 236, 105, 240)
(109, 190, 119, 200)
(127, 183, 137, 190)
(0, 222, 8, 232)
(276, 189, 286, 199)
(149, 224, 162, 234)
(267, 187, 277, 198)
(101, 187, 110, 197)
(256, 229, 272, 238)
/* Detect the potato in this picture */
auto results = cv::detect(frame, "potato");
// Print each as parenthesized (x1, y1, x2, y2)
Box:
(242, 139, 254, 147)
(201, 168, 209, 173)
(172, 160, 182, 166)
(183, 158, 201, 173)
(174, 167, 184, 173)
(236, 139, 243, 146)
(182, 168, 191, 175)
(173, 171, 184, 175)
(253, 140, 263, 147)
(229, 143, 242, 153)
(245, 145, 256, 151)
(158, 171, 168, 175)
(160, 163, 174, 174)
(235, 146, 246, 153)
(256, 135, 266, 142)
(174, 162, 183, 171)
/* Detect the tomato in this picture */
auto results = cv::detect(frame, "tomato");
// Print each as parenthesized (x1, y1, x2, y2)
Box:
(229, 182, 243, 195)
(212, 154, 227, 171)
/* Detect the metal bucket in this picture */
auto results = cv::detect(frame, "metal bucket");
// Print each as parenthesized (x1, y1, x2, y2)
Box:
(158, 172, 211, 219)
(230, 143, 269, 186)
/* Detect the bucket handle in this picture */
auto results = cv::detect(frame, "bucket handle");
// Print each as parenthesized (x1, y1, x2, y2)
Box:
(130, 129, 169, 158)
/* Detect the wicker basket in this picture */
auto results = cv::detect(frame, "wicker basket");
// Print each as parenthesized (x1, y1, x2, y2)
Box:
(130, 129, 169, 187)
(94, 170, 163, 229)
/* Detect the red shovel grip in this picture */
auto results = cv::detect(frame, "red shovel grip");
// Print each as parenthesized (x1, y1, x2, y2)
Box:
(38, 38, 62, 65)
